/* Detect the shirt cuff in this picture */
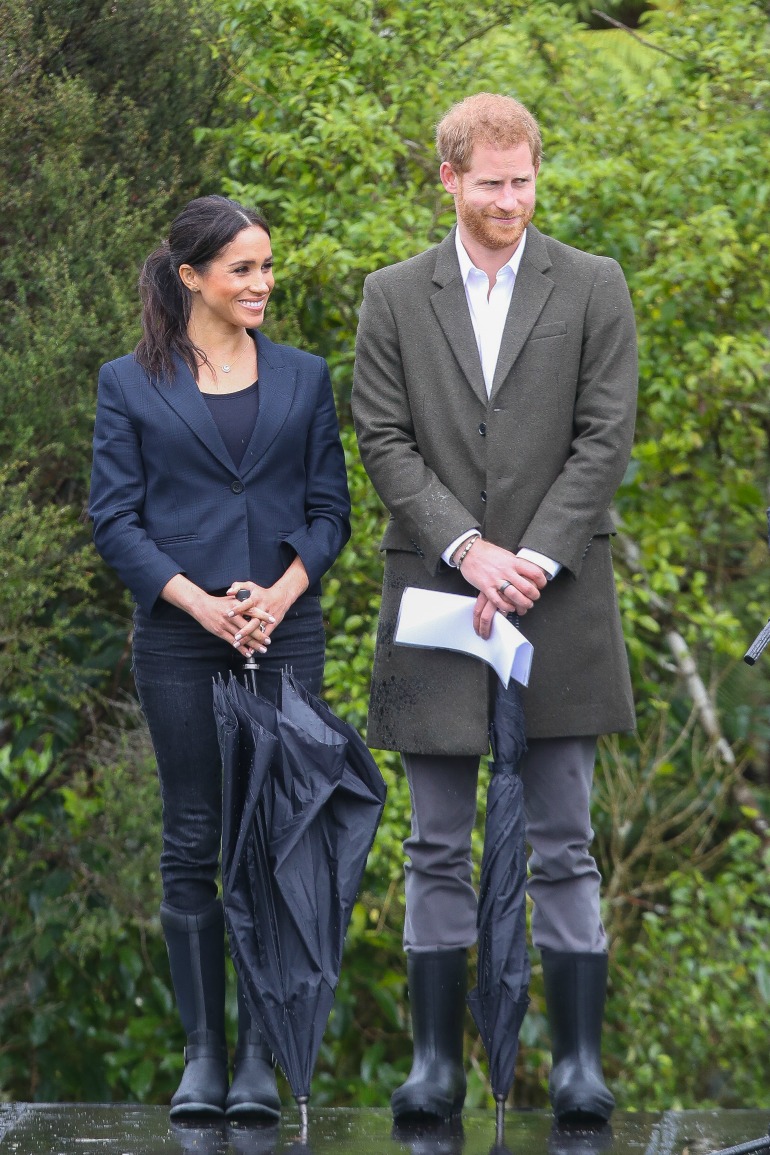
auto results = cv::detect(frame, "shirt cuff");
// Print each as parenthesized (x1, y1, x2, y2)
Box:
(443, 529, 481, 567)
(517, 548, 562, 580)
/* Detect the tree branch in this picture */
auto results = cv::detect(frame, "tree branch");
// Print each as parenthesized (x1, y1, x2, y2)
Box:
(590, 8, 708, 69)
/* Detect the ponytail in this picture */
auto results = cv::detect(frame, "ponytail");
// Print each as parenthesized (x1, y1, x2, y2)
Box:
(134, 196, 270, 382)
(135, 241, 194, 380)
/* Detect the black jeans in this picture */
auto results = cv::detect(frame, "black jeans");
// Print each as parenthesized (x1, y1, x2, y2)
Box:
(132, 595, 325, 911)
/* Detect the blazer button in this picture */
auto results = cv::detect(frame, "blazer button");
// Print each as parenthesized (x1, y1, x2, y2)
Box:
(231, 480, 245, 494)
(481, 490, 487, 503)
(478, 422, 487, 436)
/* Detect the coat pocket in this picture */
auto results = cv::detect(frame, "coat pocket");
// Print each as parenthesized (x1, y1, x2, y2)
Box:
(529, 321, 567, 340)
(153, 533, 199, 546)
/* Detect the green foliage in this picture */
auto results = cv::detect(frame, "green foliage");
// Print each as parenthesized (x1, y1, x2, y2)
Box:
(0, 0, 234, 751)
(0, 0, 225, 484)
(0, 0, 236, 1105)
(0, 715, 171, 1101)
(3, 0, 770, 1114)
(204, 0, 536, 386)
(211, 0, 770, 714)
(0, 465, 101, 725)
(609, 831, 770, 1108)
(207, 0, 770, 1109)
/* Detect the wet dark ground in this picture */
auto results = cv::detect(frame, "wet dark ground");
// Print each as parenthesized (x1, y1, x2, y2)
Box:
(1, 1106, 769, 1155)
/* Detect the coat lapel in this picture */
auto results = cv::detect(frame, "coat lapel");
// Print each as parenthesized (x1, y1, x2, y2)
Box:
(160, 352, 236, 474)
(491, 225, 554, 397)
(158, 334, 295, 479)
(238, 331, 296, 480)
(430, 229, 488, 406)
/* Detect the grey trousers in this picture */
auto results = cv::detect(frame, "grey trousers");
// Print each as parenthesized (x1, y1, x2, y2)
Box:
(402, 737, 606, 955)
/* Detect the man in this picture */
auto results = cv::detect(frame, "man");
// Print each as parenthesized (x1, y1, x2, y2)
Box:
(351, 93, 637, 1126)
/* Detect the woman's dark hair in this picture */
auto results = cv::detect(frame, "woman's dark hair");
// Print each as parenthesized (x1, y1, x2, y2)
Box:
(135, 195, 270, 381)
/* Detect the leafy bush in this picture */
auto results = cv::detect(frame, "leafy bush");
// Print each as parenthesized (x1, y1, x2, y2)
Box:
(609, 831, 770, 1109)
(4, 0, 770, 1110)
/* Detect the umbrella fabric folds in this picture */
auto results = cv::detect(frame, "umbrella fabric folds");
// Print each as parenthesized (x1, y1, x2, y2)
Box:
(214, 669, 386, 1130)
(467, 675, 531, 1142)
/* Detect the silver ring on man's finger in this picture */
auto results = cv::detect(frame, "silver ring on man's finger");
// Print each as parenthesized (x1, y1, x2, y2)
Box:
(498, 580, 512, 595)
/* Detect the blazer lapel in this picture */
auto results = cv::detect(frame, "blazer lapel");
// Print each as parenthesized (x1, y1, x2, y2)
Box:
(430, 229, 487, 406)
(159, 353, 236, 473)
(491, 225, 555, 396)
(238, 331, 297, 480)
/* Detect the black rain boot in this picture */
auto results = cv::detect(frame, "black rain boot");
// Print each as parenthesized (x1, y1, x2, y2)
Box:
(225, 982, 281, 1121)
(160, 899, 229, 1119)
(391, 949, 467, 1124)
(541, 950, 615, 1125)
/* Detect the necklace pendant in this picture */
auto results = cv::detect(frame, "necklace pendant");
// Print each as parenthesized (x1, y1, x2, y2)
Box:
(221, 364, 232, 373)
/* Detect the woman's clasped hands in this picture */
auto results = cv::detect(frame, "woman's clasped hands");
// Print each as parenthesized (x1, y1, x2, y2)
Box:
(225, 580, 282, 655)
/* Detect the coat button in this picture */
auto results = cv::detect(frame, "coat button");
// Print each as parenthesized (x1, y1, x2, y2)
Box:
(231, 480, 245, 494)
(481, 490, 487, 503)
(478, 422, 487, 436)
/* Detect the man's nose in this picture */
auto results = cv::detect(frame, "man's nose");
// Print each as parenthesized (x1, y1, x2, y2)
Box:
(496, 185, 519, 209)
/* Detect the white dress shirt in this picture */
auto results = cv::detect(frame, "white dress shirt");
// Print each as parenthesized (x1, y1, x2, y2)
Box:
(443, 230, 561, 579)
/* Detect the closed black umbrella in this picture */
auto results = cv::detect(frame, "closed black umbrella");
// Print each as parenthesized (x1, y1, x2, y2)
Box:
(467, 674, 530, 1144)
(214, 669, 386, 1137)
(705, 1137, 770, 1155)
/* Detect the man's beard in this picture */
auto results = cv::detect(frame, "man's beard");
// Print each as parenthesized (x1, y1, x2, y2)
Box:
(456, 185, 534, 252)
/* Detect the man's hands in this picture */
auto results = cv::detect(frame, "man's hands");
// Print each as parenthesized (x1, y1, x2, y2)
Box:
(453, 538, 548, 639)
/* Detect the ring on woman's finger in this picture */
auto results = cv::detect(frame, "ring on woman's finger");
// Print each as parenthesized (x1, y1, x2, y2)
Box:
(257, 621, 266, 632)
(498, 580, 513, 595)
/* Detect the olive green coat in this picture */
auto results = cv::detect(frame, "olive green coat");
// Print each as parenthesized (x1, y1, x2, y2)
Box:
(351, 225, 637, 754)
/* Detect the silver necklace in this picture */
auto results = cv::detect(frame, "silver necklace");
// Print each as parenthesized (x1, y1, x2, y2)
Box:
(219, 338, 251, 374)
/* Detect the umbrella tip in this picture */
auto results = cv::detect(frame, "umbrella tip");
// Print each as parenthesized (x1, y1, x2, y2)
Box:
(297, 1096, 309, 1140)
(495, 1095, 506, 1144)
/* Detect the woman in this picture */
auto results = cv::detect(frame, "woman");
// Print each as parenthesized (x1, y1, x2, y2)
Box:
(89, 195, 351, 1120)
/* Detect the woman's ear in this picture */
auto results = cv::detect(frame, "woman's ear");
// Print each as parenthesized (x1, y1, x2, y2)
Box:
(177, 263, 199, 293)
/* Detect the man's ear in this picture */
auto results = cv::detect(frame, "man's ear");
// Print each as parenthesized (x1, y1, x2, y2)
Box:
(440, 161, 459, 195)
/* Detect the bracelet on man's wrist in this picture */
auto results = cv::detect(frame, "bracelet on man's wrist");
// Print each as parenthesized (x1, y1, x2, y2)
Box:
(455, 534, 481, 570)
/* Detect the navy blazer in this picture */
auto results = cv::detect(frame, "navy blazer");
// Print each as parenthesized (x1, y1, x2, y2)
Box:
(90, 331, 351, 612)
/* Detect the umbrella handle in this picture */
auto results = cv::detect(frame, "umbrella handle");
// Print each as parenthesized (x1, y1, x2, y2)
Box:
(235, 590, 260, 675)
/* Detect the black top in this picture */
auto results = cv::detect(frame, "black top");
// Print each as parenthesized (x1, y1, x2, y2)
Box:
(202, 381, 259, 469)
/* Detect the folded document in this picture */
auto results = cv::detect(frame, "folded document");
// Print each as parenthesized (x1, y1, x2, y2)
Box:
(394, 587, 534, 688)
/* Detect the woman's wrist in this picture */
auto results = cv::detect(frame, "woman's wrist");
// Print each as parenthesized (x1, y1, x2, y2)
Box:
(160, 574, 207, 615)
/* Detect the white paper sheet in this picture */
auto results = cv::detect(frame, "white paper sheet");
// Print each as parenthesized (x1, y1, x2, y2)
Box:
(393, 587, 534, 688)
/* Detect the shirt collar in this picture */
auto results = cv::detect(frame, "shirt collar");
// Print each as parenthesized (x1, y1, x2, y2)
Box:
(455, 227, 527, 285)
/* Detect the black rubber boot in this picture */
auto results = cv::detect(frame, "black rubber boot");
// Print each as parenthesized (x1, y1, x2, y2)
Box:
(391, 949, 467, 1124)
(160, 899, 229, 1119)
(541, 950, 615, 1125)
(225, 983, 281, 1121)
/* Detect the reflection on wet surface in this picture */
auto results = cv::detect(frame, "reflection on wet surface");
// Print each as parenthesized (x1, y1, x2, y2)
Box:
(0, 1106, 768, 1155)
